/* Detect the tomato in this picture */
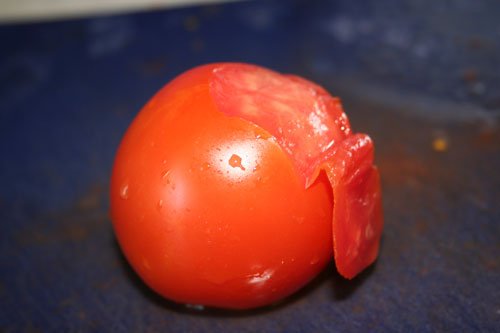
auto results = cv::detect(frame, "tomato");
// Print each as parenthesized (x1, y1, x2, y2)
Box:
(110, 63, 383, 309)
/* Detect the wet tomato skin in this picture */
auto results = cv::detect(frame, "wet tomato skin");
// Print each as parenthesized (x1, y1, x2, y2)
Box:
(110, 64, 335, 309)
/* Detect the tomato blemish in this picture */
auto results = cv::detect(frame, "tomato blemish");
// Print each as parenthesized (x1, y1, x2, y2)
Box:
(229, 154, 246, 171)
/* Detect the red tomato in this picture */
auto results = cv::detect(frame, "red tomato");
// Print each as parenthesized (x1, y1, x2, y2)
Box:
(110, 63, 383, 309)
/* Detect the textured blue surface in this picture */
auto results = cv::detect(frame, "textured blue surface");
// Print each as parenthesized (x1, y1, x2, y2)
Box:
(1, 0, 499, 332)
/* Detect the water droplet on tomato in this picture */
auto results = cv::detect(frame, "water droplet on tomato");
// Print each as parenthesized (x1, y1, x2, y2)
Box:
(157, 199, 163, 210)
(161, 169, 171, 181)
(200, 162, 211, 171)
(310, 256, 319, 265)
(247, 269, 274, 286)
(120, 184, 129, 199)
(365, 224, 374, 240)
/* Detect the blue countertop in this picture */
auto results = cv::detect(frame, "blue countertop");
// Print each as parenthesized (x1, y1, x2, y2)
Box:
(1, 0, 499, 332)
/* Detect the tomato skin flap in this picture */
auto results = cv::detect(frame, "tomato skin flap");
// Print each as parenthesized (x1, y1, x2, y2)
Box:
(322, 134, 383, 279)
(211, 63, 351, 187)
(211, 63, 383, 280)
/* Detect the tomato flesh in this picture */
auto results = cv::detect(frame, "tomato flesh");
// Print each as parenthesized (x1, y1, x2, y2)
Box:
(110, 63, 383, 310)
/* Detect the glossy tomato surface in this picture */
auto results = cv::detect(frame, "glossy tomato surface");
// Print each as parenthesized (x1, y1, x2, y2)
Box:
(110, 63, 382, 309)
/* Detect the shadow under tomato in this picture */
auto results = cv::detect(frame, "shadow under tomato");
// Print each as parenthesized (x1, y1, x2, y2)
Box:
(111, 234, 371, 317)
(329, 262, 376, 301)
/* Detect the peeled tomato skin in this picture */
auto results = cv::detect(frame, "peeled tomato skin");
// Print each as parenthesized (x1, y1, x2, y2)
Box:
(322, 134, 383, 278)
(210, 63, 351, 187)
(210, 63, 383, 279)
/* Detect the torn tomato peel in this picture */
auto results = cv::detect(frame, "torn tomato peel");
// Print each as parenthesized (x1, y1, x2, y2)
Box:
(210, 63, 383, 280)
(303, 133, 382, 279)
(211, 63, 352, 188)
(320, 134, 383, 279)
